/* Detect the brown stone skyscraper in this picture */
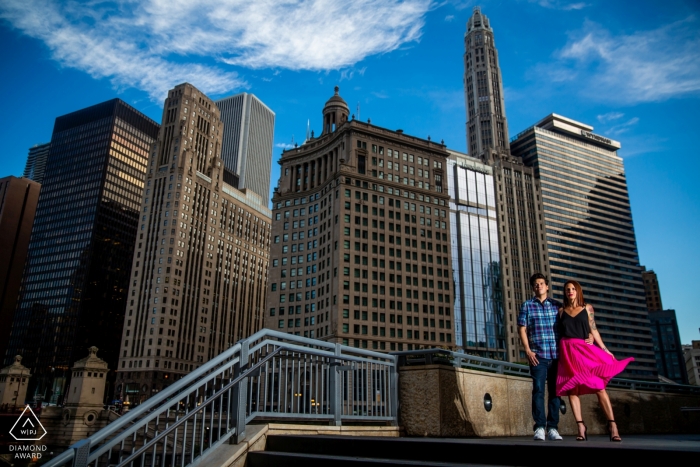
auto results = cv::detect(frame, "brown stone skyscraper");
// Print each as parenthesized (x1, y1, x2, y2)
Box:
(463, 7, 549, 361)
(117, 83, 271, 402)
(265, 87, 453, 351)
(0, 176, 40, 360)
(641, 268, 663, 312)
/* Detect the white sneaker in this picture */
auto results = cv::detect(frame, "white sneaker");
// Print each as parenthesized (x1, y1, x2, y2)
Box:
(547, 428, 562, 440)
(533, 427, 545, 441)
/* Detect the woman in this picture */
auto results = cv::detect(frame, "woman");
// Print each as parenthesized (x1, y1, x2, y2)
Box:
(556, 280, 633, 442)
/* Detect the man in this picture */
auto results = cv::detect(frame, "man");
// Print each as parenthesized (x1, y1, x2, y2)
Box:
(518, 273, 563, 441)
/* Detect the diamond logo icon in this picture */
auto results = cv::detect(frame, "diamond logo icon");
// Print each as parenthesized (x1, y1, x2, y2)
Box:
(9, 406, 47, 441)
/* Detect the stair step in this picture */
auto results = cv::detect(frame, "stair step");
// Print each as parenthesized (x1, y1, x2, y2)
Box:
(261, 434, 680, 465)
(247, 451, 499, 467)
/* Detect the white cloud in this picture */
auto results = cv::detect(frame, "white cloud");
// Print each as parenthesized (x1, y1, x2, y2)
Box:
(0, 0, 431, 101)
(445, 15, 455, 22)
(534, 1, 588, 10)
(597, 112, 624, 123)
(339, 67, 368, 81)
(372, 91, 389, 99)
(448, 1, 477, 11)
(0, 0, 245, 101)
(606, 117, 639, 136)
(275, 142, 295, 149)
(559, 17, 700, 103)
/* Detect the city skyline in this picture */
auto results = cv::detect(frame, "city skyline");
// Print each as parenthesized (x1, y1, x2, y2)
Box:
(0, 1, 698, 343)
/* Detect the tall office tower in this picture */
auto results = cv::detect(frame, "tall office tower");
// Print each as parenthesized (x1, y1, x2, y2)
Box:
(117, 84, 271, 402)
(0, 176, 40, 361)
(265, 87, 453, 352)
(5, 99, 159, 403)
(641, 267, 663, 311)
(463, 7, 549, 361)
(23, 143, 51, 184)
(216, 93, 275, 199)
(648, 310, 687, 384)
(447, 151, 505, 359)
(510, 114, 657, 379)
(464, 6, 509, 160)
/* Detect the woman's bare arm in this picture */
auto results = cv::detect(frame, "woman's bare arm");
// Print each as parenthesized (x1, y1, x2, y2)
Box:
(587, 304, 613, 355)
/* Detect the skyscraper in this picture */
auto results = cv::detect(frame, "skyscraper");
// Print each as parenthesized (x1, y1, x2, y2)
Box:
(464, 7, 509, 159)
(265, 87, 454, 351)
(641, 267, 663, 311)
(447, 151, 505, 358)
(640, 268, 686, 382)
(23, 143, 50, 184)
(216, 93, 275, 200)
(684, 341, 700, 386)
(463, 7, 549, 361)
(6, 99, 159, 402)
(648, 309, 687, 384)
(510, 113, 657, 379)
(0, 176, 40, 361)
(117, 84, 271, 402)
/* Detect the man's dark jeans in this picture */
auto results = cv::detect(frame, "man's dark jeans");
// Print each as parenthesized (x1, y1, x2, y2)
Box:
(530, 356, 560, 431)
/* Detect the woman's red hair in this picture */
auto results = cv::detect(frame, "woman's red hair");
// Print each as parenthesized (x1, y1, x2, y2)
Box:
(563, 280, 585, 308)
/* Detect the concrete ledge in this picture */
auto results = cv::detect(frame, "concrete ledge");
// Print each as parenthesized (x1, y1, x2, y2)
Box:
(399, 364, 700, 437)
(267, 423, 401, 437)
(200, 425, 268, 467)
(200, 423, 400, 467)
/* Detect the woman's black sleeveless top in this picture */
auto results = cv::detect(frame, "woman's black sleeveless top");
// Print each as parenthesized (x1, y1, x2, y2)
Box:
(559, 306, 591, 339)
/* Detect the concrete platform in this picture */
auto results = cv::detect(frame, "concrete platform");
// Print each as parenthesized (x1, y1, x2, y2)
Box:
(439, 433, 700, 452)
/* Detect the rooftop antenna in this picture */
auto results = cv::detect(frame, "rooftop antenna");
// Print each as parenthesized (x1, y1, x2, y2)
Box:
(306, 120, 310, 141)
(357, 102, 360, 121)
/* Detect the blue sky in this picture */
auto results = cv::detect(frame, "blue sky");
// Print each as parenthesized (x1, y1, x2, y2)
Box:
(1, 0, 698, 343)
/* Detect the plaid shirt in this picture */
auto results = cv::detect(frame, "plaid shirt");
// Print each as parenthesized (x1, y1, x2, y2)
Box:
(517, 296, 562, 360)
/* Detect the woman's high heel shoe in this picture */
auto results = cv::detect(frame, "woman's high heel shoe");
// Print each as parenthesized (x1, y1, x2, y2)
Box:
(608, 420, 622, 442)
(576, 420, 587, 441)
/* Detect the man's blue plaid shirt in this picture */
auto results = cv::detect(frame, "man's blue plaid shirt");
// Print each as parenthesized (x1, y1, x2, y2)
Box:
(517, 296, 562, 360)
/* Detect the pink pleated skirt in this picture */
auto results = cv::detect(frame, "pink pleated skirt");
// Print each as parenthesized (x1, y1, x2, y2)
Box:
(556, 337, 634, 396)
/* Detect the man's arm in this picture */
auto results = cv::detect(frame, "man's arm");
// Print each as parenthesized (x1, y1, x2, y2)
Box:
(518, 325, 539, 366)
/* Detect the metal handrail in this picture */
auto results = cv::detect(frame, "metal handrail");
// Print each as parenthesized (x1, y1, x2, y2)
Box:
(392, 348, 700, 394)
(393, 348, 530, 377)
(118, 348, 281, 467)
(44, 329, 398, 467)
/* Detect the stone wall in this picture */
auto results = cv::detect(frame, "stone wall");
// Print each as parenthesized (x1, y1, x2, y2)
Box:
(39, 406, 115, 447)
(399, 364, 700, 437)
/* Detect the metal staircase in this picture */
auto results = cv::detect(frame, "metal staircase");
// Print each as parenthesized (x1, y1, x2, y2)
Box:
(44, 329, 398, 467)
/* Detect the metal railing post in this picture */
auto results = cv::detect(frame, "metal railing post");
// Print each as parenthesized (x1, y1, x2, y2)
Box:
(71, 439, 90, 467)
(232, 339, 249, 444)
(329, 343, 342, 426)
(389, 355, 399, 427)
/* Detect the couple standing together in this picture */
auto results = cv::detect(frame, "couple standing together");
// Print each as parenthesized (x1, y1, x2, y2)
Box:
(517, 273, 634, 442)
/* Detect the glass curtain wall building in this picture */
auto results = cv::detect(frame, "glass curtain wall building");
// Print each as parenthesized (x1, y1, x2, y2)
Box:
(649, 309, 688, 384)
(5, 99, 159, 401)
(463, 7, 550, 361)
(510, 114, 657, 379)
(24, 143, 51, 184)
(448, 151, 504, 358)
